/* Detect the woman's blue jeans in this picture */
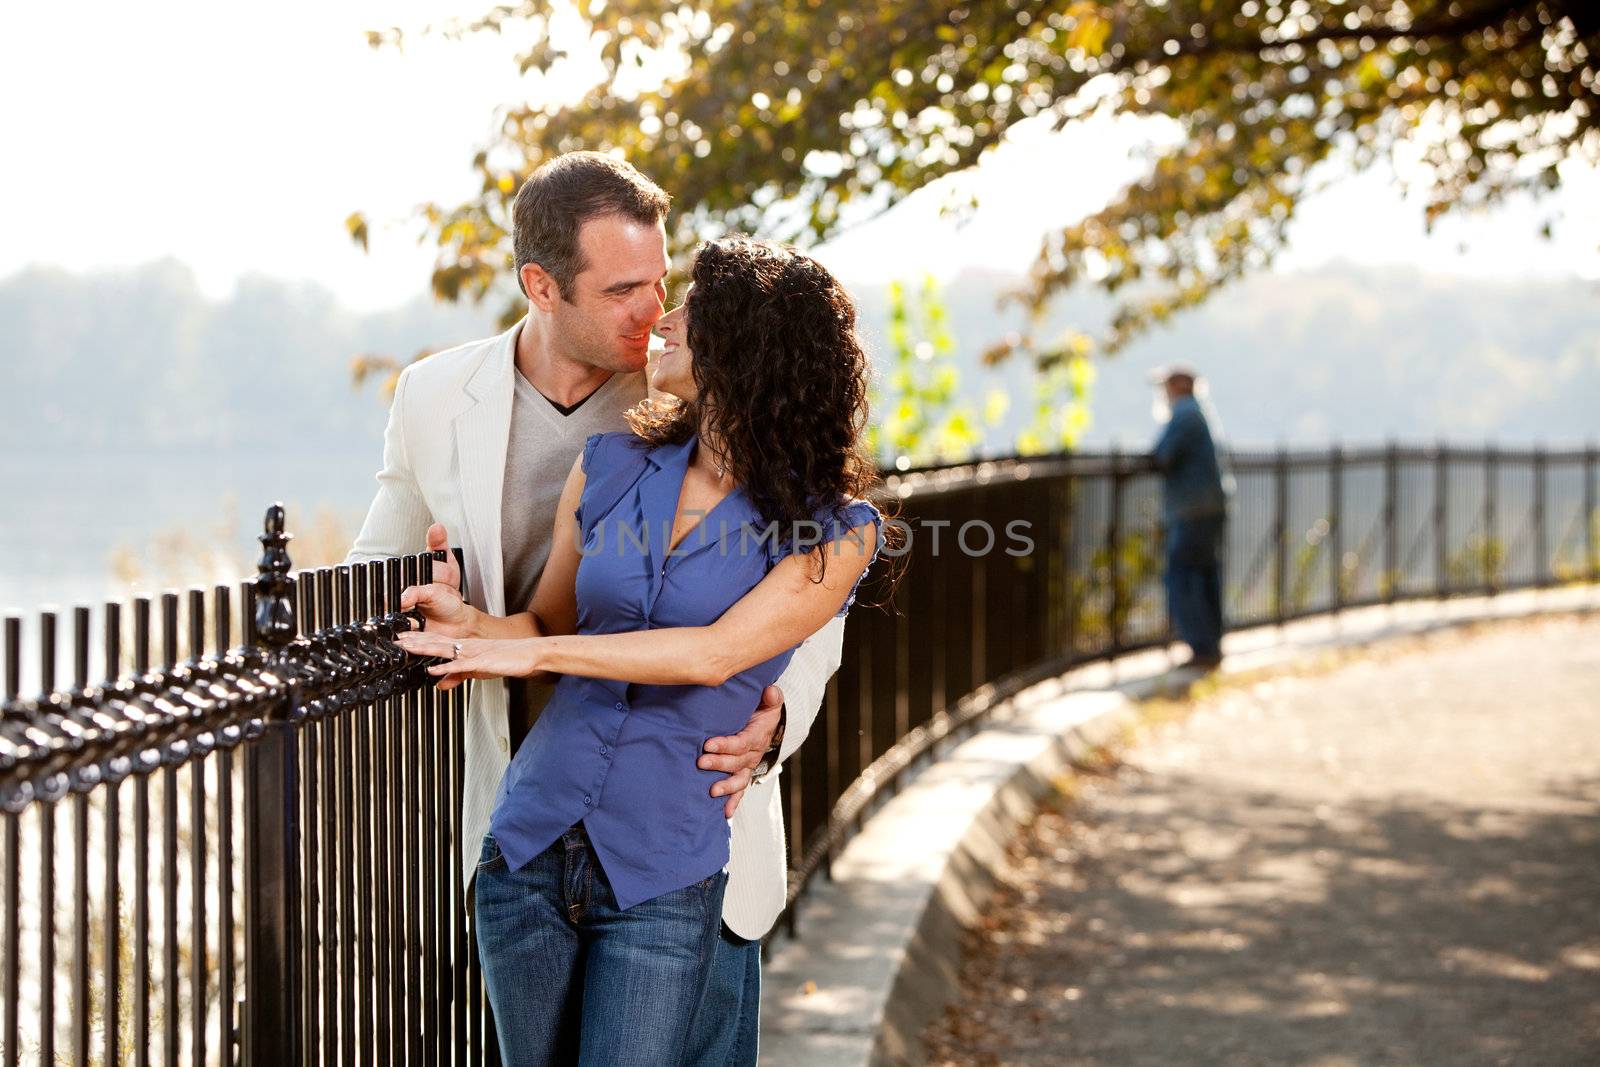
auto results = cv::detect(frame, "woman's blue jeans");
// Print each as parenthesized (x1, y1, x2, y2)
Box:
(474, 826, 727, 1066)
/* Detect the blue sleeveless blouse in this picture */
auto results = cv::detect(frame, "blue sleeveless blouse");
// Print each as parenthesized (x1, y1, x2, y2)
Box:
(489, 431, 881, 909)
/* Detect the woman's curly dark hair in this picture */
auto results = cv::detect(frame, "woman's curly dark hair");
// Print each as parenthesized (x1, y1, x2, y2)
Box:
(626, 235, 883, 578)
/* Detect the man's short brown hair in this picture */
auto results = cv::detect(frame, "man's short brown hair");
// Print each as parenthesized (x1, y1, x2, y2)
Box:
(513, 152, 671, 300)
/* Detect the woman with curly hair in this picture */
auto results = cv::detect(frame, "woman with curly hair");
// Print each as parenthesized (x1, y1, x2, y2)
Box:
(395, 235, 883, 1066)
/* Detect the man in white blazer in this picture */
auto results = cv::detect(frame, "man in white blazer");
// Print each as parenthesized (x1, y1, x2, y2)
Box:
(347, 151, 842, 1063)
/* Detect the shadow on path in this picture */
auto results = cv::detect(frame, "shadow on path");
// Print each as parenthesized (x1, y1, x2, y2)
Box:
(928, 619, 1600, 1066)
(992, 776, 1600, 1066)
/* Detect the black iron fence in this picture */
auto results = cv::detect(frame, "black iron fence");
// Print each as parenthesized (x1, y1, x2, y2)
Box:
(1, 508, 479, 1067)
(781, 442, 1599, 927)
(1, 443, 1595, 1065)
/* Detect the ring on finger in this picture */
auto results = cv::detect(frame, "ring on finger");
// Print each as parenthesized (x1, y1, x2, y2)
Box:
(452, 642, 462, 660)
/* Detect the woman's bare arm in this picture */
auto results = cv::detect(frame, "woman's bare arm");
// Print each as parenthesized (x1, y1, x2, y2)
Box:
(398, 453, 588, 640)
(396, 518, 877, 689)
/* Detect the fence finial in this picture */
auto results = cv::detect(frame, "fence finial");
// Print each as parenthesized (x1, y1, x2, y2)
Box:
(253, 503, 297, 650)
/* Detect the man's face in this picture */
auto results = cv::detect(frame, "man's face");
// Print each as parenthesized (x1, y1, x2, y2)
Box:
(548, 213, 669, 373)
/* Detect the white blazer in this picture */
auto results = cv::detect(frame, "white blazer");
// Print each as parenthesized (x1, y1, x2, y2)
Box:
(347, 320, 843, 939)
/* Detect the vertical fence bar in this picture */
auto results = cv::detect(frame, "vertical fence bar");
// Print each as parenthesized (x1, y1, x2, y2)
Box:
(894, 554, 912, 745)
(102, 602, 123, 1067)
(1383, 443, 1399, 603)
(386, 556, 409, 1062)
(133, 596, 152, 1067)
(334, 572, 356, 1067)
(1329, 445, 1344, 613)
(243, 506, 303, 1067)
(355, 563, 379, 1062)
(1273, 447, 1289, 625)
(368, 558, 395, 1067)
(160, 593, 181, 1067)
(352, 564, 379, 1066)
(334, 568, 359, 1067)
(452, 679, 469, 1065)
(930, 497, 962, 717)
(1064, 473, 1080, 658)
(1044, 473, 1060, 655)
(428, 555, 452, 1066)
(214, 585, 237, 1067)
(188, 590, 210, 1067)
(462, 671, 483, 1066)
(243, 709, 303, 1066)
(188, 589, 206, 664)
(314, 571, 338, 1067)
(973, 485, 991, 684)
(294, 571, 321, 1066)
(1484, 445, 1498, 595)
(439, 678, 455, 1060)
(928, 497, 949, 723)
(1026, 474, 1050, 667)
(987, 483, 1016, 680)
(1586, 443, 1598, 585)
(416, 554, 440, 1067)
(1435, 442, 1450, 597)
(72, 608, 91, 1067)
(855, 597, 875, 840)
(1106, 449, 1124, 654)
(1533, 446, 1547, 586)
(39, 609, 58, 1067)
(401, 553, 424, 1063)
(2, 617, 17, 1067)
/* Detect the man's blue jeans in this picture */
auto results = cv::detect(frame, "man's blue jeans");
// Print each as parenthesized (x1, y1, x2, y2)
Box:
(1164, 514, 1226, 659)
(474, 827, 726, 1066)
(684, 926, 761, 1065)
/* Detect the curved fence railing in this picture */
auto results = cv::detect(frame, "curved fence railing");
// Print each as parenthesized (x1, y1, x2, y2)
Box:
(776, 443, 1599, 938)
(1, 443, 1595, 1064)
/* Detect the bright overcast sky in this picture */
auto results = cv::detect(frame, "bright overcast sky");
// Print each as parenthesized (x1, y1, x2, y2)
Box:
(3, 0, 1597, 313)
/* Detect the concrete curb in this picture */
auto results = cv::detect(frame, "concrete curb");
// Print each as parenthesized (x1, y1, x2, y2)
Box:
(758, 584, 1599, 1066)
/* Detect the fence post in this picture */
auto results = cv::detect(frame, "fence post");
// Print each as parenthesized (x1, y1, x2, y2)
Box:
(1274, 445, 1289, 626)
(1532, 445, 1547, 587)
(1434, 441, 1449, 598)
(1064, 469, 1080, 659)
(242, 504, 303, 1067)
(1384, 442, 1398, 603)
(1329, 442, 1343, 614)
(1484, 443, 1498, 596)
(1107, 446, 1124, 655)
(1586, 441, 1598, 585)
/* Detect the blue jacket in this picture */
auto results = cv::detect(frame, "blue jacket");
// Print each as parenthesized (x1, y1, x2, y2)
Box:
(1152, 395, 1227, 522)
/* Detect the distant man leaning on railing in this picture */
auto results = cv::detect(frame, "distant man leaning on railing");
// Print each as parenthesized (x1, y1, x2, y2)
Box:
(1149, 363, 1229, 670)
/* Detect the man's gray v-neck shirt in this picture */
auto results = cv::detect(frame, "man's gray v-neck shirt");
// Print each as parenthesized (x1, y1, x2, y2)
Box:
(500, 364, 646, 745)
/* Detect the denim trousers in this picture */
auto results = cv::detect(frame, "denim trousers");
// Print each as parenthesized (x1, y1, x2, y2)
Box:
(1164, 513, 1226, 659)
(683, 926, 761, 1066)
(474, 826, 727, 1066)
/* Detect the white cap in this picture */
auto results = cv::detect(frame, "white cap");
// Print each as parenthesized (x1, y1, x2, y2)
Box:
(1147, 362, 1200, 384)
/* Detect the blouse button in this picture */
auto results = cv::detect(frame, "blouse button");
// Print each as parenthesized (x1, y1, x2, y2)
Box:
(613, 701, 625, 711)
(583, 794, 593, 806)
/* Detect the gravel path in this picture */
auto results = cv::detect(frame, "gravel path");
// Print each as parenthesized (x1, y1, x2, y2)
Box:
(925, 615, 1600, 1067)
